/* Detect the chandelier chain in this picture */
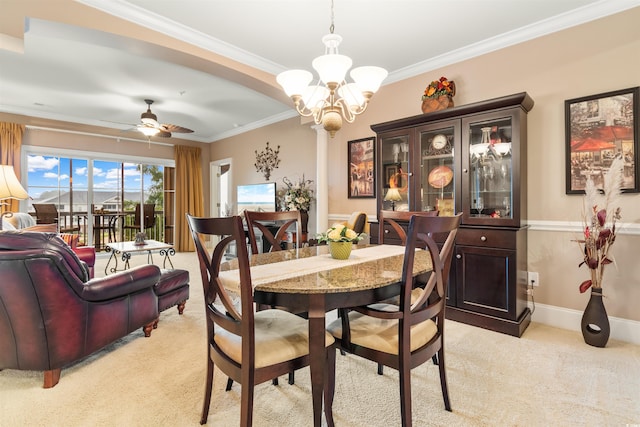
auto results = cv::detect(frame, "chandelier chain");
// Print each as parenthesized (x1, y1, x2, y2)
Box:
(275, 0, 387, 137)
(329, 0, 335, 34)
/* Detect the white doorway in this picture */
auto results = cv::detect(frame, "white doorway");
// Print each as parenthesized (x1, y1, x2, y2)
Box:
(210, 158, 232, 217)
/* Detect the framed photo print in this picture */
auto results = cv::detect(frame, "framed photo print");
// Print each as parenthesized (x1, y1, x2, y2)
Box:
(565, 86, 639, 194)
(348, 137, 376, 198)
(384, 163, 399, 188)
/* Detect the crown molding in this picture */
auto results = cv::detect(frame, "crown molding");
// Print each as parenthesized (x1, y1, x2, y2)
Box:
(74, 0, 285, 75)
(378, 0, 640, 83)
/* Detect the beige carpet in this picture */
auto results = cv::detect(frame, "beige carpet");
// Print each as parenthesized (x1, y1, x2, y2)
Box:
(1, 251, 639, 426)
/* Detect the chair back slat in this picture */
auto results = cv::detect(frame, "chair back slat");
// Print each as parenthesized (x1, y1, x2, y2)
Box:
(187, 215, 254, 337)
(378, 209, 438, 245)
(401, 214, 461, 315)
(244, 210, 301, 254)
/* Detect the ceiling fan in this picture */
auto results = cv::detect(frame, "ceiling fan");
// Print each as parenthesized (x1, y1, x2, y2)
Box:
(136, 99, 194, 138)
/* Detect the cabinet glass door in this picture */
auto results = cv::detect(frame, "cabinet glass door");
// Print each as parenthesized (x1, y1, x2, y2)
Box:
(464, 115, 515, 225)
(418, 123, 458, 216)
(379, 133, 410, 211)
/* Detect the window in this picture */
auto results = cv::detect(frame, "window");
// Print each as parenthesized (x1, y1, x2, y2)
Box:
(23, 147, 174, 249)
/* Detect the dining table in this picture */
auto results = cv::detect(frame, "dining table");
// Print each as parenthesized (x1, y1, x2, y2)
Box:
(219, 243, 434, 427)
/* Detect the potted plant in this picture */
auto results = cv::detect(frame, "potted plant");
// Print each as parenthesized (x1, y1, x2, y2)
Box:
(317, 223, 365, 260)
(574, 156, 623, 347)
(421, 76, 456, 114)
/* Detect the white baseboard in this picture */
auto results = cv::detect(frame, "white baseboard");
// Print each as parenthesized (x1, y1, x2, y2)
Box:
(529, 301, 640, 345)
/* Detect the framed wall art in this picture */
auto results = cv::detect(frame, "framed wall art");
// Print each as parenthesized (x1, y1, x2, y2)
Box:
(565, 87, 639, 194)
(383, 163, 399, 188)
(348, 137, 376, 198)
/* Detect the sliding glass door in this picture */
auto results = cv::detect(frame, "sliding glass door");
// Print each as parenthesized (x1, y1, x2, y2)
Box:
(25, 151, 174, 250)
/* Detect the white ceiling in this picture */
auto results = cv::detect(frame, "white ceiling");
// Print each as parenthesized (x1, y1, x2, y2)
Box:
(0, 0, 636, 143)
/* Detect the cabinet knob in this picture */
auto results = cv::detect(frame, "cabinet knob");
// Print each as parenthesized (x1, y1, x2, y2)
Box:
(384, 229, 389, 234)
(456, 254, 461, 259)
(463, 168, 468, 173)
(480, 236, 487, 242)
(407, 172, 413, 177)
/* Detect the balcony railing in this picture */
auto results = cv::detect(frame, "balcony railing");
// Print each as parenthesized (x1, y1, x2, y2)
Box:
(53, 210, 172, 252)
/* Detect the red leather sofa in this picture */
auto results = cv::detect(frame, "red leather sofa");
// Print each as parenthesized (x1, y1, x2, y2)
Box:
(0, 231, 161, 388)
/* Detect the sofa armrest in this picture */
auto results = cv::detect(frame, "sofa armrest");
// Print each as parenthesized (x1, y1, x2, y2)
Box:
(72, 246, 95, 267)
(80, 264, 161, 302)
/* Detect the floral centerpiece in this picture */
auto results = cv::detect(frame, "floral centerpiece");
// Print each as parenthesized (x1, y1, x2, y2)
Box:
(317, 223, 365, 244)
(317, 223, 365, 260)
(575, 156, 623, 294)
(421, 76, 456, 114)
(282, 175, 314, 212)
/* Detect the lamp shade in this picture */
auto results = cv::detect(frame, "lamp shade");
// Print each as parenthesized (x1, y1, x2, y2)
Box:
(350, 66, 388, 93)
(277, 69, 313, 97)
(0, 165, 28, 200)
(302, 85, 330, 111)
(312, 53, 352, 85)
(383, 187, 402, 202)
(337, 83, 366, 111)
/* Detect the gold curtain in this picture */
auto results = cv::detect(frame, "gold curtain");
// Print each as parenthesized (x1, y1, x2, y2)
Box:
(174, 145, 204, 251)
(0, 122, 25, 213)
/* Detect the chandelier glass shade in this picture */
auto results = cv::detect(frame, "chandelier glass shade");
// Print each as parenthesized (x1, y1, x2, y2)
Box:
(277, 31, 387, 137)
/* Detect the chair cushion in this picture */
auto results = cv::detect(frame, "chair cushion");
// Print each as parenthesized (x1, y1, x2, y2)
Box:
(327, 304, 437, 355)
(214, 309, 334, 368)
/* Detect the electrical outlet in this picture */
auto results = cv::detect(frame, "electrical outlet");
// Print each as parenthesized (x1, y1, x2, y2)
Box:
(528, 271, 539, 287)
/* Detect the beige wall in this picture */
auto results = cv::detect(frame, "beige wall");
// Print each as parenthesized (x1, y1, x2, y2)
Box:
(214, 9, 640, 322)
(211, 117, 318, 231)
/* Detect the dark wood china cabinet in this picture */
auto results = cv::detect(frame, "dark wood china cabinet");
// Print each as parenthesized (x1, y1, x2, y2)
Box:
(370, 92, 534, 337)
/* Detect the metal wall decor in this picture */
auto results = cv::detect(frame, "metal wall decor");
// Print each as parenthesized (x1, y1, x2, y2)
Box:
(254, 141, 280, 181)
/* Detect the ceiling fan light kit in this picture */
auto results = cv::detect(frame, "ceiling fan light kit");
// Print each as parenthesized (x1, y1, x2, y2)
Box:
(276, 0, 387, 138)
(135, 99, 194, 138)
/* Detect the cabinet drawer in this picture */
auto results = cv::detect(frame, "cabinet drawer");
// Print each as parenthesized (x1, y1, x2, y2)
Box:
(379, 223, 406, 245)
(457, 228, 516, 249)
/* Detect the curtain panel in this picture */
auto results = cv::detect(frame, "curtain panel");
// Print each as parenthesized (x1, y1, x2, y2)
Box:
(0, 123, 25, 213)
(174, 145, 204, 251)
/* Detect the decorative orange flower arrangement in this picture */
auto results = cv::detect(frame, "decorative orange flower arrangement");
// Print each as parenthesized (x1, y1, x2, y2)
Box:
(422, 76, 455, 100)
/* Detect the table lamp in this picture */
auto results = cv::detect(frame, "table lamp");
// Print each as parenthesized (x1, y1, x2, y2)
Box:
(384, 187, 402, 211)
(0, 165, 29, 230)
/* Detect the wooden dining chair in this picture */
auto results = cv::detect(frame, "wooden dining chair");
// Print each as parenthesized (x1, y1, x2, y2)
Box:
(243, 209, 303, 385)
(32, 203, 80, 234)
(123, 203, 156, 239)
(186, 214, 335, 427)
(378, 209, 438, 245)
(91, 204, 116, 249)
(372, 209, 441, 371)
(244, 210, 301, 254)
(328, 214, 461, 427)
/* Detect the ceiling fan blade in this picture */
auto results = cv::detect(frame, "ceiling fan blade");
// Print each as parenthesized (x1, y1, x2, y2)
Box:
(157, 130, 172, 138)
(101, 119, 139, 127)
(161, 123, 194, 133)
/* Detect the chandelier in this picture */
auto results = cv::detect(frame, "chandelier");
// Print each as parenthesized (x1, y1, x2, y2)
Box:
(276, 0, 387, 138)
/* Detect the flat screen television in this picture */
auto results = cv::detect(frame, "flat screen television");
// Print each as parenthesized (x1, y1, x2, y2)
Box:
(236, 182, 277, 214)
